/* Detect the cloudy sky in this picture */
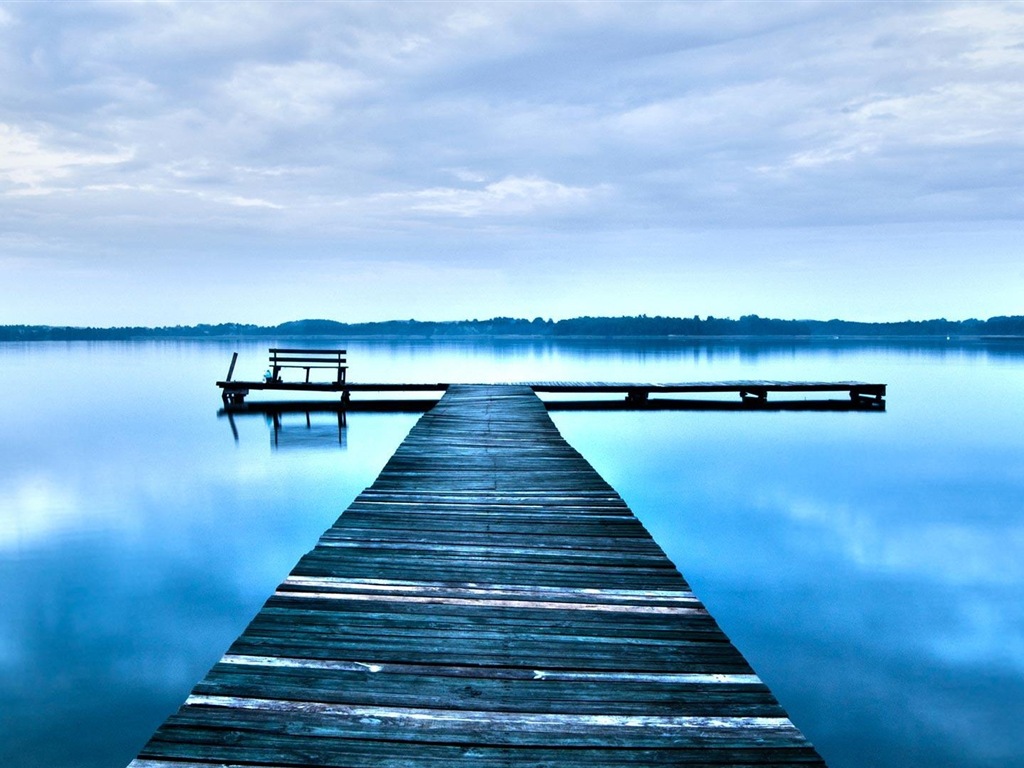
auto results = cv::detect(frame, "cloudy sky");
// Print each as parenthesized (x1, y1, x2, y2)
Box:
(2, 1, 1022, 325)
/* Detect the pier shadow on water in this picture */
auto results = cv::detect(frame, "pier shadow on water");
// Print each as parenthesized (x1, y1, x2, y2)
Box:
(220, 392, 886, 453)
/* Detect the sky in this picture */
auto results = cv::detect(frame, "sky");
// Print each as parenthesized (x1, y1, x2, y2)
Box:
(1, 0, 1023, 326)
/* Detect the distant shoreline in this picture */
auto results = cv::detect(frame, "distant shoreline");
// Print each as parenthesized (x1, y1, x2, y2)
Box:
(6, 333, 1015, 342)
(3, 314, 1024, 342)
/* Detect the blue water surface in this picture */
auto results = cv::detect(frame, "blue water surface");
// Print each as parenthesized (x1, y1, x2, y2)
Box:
(0, 338, 1021, 768)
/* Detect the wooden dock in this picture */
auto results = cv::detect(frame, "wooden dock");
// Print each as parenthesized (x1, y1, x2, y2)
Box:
(219, 379, 885, 409)
(134, 385, 826, 766)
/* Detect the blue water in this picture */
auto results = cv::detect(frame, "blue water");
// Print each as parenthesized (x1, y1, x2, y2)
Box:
(1, 339, 1022, 767)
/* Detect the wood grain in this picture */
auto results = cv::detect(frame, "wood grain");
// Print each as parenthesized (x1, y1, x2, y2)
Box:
(132, 385, 826, 766)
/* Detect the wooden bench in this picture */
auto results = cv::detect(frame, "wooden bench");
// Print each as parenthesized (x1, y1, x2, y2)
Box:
(217, 349, 349, 405)
(268, 348, 347, 385)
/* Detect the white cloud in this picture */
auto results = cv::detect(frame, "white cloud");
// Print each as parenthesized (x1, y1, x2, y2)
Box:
(234, 164, 319, 179)
(77, 1, 293, 60)
(85, 182, 284, 210)
(200, 191, 283, 210)
(373, 176, 607, 218)
(848, 83, 1024, 146)
(608, 81, 802, 147)
(2, 1, 1024, 321)
(927, 3, 1024, 69)
(220, 61, 372, 123)
(738, 4, 1024, 185)
(0, 124, 133, 190)
(757, 78, 1024, 180)
(447, 168, 487, 183)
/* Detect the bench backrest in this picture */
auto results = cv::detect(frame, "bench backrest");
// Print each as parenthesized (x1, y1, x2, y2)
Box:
(270, 348, 346, 366)
(269, 348, 347, 383)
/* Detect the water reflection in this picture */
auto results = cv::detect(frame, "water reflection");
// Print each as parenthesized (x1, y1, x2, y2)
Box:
(0, 343, 422, 768)
(220, 408, 349, 450)
(268, 411, 347, 451)
(0, 338, 1021, 768)
(553, 396, 1024, 768)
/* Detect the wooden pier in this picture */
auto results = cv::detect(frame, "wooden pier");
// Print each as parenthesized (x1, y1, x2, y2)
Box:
(219, 379, 885, 409)
(134, 385, 826, 766)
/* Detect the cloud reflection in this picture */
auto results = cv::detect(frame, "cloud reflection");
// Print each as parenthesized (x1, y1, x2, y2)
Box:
(778, 495, 1024, 586)
(0, 474, 80, 549)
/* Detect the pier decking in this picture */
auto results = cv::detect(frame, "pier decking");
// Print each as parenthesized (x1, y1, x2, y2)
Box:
(133, 385, 826, 766)
(218, 378, 885, 409)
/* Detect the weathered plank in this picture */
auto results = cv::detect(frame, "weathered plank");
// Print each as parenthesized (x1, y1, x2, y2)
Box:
(132, 384, 826, 766)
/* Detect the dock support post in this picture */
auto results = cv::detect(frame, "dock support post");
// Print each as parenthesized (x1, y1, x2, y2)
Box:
(222, 387, 249, 406)
(225, 352, 238, 382)
(625, 388, 649, 404)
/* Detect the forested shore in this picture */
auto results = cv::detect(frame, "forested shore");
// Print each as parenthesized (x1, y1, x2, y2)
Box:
(3, 314, 1023, 341)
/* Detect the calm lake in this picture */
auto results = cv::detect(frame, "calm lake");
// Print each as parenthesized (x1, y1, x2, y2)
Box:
(1, 338, 1022, 768)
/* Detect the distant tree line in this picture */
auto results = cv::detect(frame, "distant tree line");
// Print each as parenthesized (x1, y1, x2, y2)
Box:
(2, 314, 1023, 341)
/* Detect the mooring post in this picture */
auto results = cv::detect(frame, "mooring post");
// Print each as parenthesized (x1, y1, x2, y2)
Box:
(225, 352, 238, 382)
(625, 388, 649, 403)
